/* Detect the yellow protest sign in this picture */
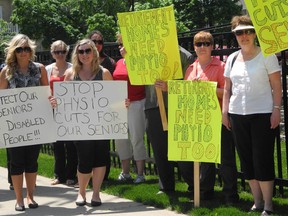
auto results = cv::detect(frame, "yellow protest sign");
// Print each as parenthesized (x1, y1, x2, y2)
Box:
(117, 5, 182, 85)
(244, 0, 288, 56)
(168, 80, 221, 163)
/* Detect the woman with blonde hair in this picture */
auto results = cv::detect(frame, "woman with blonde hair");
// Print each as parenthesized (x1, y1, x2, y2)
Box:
(46, 40, 77, 186)
(0, 34, 56, 211)
(64, 38, 113, 207)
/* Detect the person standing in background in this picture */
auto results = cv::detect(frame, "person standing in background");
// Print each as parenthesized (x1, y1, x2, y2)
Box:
(222, 15, 281, 216)
(46, 40, 78, 187)
(145, 45, 195, 194)
(113, 33, 147, 184)
(88, 30, 115, 74)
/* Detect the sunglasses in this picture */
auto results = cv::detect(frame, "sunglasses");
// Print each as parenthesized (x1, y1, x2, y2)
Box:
(92, 39, 103, 45)
(195, 42, 211, 47)
(15, 47, 31, 53)
(77, 48, 92, 55)
(53, 50, 67, 55)
(234, 29, 255, 36)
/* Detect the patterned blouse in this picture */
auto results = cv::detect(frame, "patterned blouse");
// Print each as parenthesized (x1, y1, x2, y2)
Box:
(8, 61, 41, 89)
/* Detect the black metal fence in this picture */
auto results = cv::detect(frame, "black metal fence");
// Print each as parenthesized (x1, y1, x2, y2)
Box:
(37, 30, 288, 196)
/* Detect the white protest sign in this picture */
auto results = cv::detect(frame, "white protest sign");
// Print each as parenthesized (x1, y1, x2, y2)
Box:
(54, 81, 128, 140)
(0, 86, 57, 148)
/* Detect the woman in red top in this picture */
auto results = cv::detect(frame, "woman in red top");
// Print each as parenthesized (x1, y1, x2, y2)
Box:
(113, 34, 147, 184)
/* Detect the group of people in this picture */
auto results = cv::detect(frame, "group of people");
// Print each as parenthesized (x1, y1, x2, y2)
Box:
(0, 14, 281, 216)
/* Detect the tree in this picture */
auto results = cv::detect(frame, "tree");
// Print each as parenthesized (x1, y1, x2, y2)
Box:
(87, 14, 116, 42)
(10, 0, 242, 49)
(0, 19, 16, 61)
(173, 0, 242, 30)
(11, 0, 125, 48)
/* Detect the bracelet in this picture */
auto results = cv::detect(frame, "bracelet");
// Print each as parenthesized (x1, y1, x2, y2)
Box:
(273, 105, 280, 110)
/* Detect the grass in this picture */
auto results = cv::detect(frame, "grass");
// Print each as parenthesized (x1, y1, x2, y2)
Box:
(1, 149, 287, 215)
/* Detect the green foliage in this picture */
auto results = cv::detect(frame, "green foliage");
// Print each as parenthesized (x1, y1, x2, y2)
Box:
(0, 19, 16, 61)
(10, 0, 243, 48)
(86, 13, 117, 42)
(11, 0, 122, 48)
(173, 0, 243, 30)
(134, 0, 173, 11)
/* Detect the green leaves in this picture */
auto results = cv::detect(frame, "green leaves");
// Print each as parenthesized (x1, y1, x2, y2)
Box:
(9, 0, 243, 49)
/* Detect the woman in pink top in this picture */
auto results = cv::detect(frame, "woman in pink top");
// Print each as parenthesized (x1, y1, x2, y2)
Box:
(46, 40, 77, 187)
(184, 31, 239, 203)
(113, 33, 147, 184)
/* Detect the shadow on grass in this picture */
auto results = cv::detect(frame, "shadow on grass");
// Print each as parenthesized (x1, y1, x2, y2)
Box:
(165, 190, 288, 216)
(102, 177, 287, 216)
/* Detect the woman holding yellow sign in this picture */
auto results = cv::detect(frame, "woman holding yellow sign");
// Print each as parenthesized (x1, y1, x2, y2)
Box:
(185, 31, 239, 203)
(0, 34, 57, 212)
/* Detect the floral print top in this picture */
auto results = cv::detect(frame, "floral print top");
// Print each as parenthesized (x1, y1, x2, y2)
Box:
(8, 61, 41, 89)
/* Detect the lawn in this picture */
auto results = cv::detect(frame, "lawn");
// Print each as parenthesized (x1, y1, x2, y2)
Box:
(0, 148, 287, 216)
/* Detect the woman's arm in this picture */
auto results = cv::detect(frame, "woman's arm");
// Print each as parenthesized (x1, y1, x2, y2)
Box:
(103, 68, 113, 81)
(0, 67, 8, 89)
(269, 71, 282, 129)
(40, 64, 49, 86)
(63, 68, 73, 81)
(222, 77, 232, 130)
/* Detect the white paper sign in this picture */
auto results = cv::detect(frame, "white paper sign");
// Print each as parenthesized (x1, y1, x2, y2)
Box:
(54, 81, 128, 140)
(0, 86, 57, 148)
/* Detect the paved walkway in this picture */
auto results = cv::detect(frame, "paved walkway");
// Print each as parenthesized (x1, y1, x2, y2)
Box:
(0, 167, 186, 216)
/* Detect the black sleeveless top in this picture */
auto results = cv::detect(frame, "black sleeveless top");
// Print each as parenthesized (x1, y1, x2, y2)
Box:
(74, 67, 103, 81)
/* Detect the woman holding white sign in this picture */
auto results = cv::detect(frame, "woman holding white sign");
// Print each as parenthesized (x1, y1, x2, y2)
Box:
(0, 34, 56, 212)
(64, 38, 113, 207)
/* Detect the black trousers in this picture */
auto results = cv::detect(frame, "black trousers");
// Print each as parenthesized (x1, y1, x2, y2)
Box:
(8, 145, 41, 175)
(6, 149, 12, 184)
(230, 113, 275, 181)
(145, 108, 175, 191)
(178, 125, 238, 200)
(53, 141, 77, 182)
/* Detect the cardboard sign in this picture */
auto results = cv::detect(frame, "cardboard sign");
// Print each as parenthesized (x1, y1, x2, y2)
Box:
(54, 81, 128, 140)
(244, 0, 288, 56)
(0, 86, 56, 148)
(168, 80, 221, 163)
(117, 5, 182, 85)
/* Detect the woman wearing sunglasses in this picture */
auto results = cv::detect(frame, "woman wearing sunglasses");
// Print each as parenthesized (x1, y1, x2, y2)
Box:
(222, 15, 281, 216)
(88, 30, 116, 181)
(0, 34, 56, 211)
(88, 30, 115, 75)
(184, 31, 239, 204)
(64, 39, 113, 207)
(45, 40, 78, 187)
